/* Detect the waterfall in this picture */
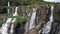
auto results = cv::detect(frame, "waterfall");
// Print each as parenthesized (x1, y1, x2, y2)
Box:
(0, 18, 13, 34)
(24, 8, 37, 34)
(39, 5, 54, 34)
(8, 2, 10, 6)
(13, 7, 18, 16)
(7, 2, 10, 15)
(10, 18, 16, 34)
(24, 13, 31, 34)
(24, 8, 32, 34)
(24, 18, 29, 34)
(29, 8, 37, 30)
(10, 7, 18, 34)
(0, 6, 18, 34)
(0, 2, 12, 33)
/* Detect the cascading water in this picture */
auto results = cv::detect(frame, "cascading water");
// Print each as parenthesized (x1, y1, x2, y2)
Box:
(29, 8, 37, 30)
(0, 18, 13, 34)
(10, 18, 16, 34)
(0, 2, 12, 34)
(7, 2, 10, 15)
(25, 18, 29, 34)
(39, 5, 54, 34)
(13, 7, 18, 16)
(0, 5, 18, 34)
(24, 12, 31, 34)
(10, 7, 18, 34)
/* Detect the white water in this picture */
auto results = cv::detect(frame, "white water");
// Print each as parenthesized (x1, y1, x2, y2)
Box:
(10, 7, 18, 34)
(10, 18, 16, 34)
(44, 0, 60, 3)
(25, 18, 29, 34)
(0, 18, 12, 34)
(24, 12, 31, 34)
(13, 7, 18, 16)
(24, 8, 32, 34)
(29, 8, 36, 30)
(0, 2, 11, 34)
(0, 6, 18, 34)
(39, 6, 54, 34)
(7, 2, 10, 14)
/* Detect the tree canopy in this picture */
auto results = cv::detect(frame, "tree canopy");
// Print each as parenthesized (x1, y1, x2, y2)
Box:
(0, 0, 42, 6)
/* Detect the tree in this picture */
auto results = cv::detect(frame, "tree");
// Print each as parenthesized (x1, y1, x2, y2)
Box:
(0, 0, 39, 6)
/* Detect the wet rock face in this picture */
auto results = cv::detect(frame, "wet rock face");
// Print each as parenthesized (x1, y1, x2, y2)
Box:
(38, 6, 49, 21)
(36, 6, 49, 25)
(14, 22, 25, 34)
(50, 22, 58, 34)
(39, 6, 48, 15)
(18, 6, 27, 16)
(14, 23, 21, 34)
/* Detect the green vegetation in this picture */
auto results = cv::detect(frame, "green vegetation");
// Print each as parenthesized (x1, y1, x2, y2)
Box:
(0, 0, 57, 6)
(0, 14, 18, 18)
(0, 0, 39, 6)
(14, 16, 27, 25)
(0, 13, 27, 26)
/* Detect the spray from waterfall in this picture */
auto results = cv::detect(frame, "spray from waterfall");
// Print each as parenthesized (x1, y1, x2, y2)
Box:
(39, 5, 54, 34)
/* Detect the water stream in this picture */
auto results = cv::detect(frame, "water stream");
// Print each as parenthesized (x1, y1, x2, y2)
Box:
(13, 7, 18, 16)
(39, 5, 54, 34)
(10, 7, 18, 34)
(7, 2, 10, 15)
(0, 18, 13, 34)
(24, 12, 31, 34)
(10, 18, 16, 34)
(29, 8, 37, 30)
